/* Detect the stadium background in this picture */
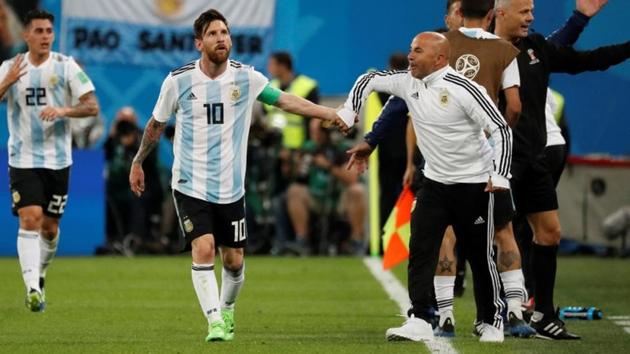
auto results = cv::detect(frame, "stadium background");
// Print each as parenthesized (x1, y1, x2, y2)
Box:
(0, 0, 628, 255)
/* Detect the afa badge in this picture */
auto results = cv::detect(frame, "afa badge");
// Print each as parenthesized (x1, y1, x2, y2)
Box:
(229, 84, 241, 103)
(183, 218, 194, 233)
(12, 191, 20, 204)
(439, 89, 449, 107)
(49, 74, 59, 87)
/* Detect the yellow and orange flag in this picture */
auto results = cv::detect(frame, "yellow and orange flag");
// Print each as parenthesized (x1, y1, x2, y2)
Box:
(382, 186, 414, 269)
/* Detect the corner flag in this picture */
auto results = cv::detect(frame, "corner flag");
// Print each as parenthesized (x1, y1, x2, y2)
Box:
(382, 186, 414, 269)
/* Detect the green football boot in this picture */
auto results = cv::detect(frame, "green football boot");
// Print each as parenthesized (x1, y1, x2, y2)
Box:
(222, 309, 235, 341)
(205, 321, 227, 342)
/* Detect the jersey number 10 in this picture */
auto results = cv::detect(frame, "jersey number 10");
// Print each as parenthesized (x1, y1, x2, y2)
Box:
(203, 102, 224, 124)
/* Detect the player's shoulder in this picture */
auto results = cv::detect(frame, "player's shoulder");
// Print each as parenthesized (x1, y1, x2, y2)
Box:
(229, 60, 252, 71)
(170, 60, 197, 77)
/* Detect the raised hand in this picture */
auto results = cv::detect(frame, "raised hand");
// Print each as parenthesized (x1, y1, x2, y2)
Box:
(4, 54, 27, 86)
(576, 0, 608, 17)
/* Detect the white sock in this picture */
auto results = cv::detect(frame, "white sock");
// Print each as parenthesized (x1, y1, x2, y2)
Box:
(220, 264, 245, 310)
(17, 229, 41, 292)
(500, 269, 527, 317)
(40, 232, 59, 278)
(434, 275, 456, 323)
(191, 263, 222, 324)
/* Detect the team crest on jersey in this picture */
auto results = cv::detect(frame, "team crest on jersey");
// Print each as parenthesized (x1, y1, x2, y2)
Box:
(12, 191, 20, 204)
(229, 84, 241, 102)
(183, 218, 194, 233)
(455, 54, 480, 79)
(527, 49, 540, 65)
(49, 74, 59, 87)
(439, 89, 449, 107)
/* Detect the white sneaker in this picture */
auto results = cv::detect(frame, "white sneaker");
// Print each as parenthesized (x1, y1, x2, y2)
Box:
(386, 315, 434, 342)
(479, 323, 504, 343)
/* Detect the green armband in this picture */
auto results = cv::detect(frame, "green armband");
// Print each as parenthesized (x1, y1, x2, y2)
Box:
(257, 84, 282, 105)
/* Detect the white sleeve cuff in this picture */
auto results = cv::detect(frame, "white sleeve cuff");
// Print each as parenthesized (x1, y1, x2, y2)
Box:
(492, 173, 510, 189)
(337, 107, 356, 128)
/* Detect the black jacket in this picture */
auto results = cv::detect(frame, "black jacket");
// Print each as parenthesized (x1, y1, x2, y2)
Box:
(505, 33, 630, 164)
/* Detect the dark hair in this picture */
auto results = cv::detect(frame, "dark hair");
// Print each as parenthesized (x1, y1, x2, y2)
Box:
(115, 120, 138, 138)
(270, 51, 293, 71)
(446, 0, 461, 14)
(388, 52, 408, 71)
(24, 9, 54, 27)
(460, 0, 494, 19)
(194, 9, 228, 39)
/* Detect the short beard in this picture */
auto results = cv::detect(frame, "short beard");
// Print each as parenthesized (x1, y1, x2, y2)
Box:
(208, 48, 230, 65)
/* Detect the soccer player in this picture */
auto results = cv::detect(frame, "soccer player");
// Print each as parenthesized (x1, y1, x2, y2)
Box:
(0, 9, 99, 312)
(340, 32, 512, 343)
(494, 0, 630, 339)
(128, 9, 338, 342)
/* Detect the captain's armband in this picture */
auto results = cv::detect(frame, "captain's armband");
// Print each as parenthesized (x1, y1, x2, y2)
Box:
(256, 84, 282, 105)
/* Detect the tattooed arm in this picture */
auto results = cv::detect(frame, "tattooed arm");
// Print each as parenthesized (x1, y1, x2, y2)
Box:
(129, 117, 166, 196)
(40, 91, 100, 121)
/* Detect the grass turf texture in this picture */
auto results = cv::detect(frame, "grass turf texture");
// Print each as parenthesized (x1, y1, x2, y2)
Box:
(0, 256, 629, 353)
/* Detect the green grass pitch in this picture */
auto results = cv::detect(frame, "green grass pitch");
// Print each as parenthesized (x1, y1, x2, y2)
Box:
(0, 256, 629, 353)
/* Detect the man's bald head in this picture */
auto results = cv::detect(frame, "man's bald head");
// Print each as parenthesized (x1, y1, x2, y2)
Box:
(408, 32, 451, 79)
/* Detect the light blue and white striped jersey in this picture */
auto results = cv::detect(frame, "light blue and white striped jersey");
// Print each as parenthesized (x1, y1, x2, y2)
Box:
(153, 59, 268, 204)
(0, 52, 95, 169)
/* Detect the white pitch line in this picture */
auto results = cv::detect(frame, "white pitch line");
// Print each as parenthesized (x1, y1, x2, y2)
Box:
(363, 257, 458, 354)
(625, 328, 630, 335)
(608, 316, 630, 320)
(614, 321, 630, 326)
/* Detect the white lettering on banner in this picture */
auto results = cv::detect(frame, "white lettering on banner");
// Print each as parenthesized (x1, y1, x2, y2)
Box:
(61, 0, 275, 69)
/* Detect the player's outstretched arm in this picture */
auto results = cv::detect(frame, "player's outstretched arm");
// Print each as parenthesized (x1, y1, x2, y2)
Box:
(40, 91, 100, 121)
(0, 54, 27, 99)
(130, 117, 166, 196)
(274, 91, 338, 125)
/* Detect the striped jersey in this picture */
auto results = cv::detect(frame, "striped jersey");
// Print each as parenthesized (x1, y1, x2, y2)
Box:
(153, 59, 268, 204)
(0, 52, 95, 169)
(338, 66, 512, 188)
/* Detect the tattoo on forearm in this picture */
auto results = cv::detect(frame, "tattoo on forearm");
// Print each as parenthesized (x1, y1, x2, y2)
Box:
(438, 256, 454, 274)
(133, 118, 166, 164)
(498, 250, 520, 272)
(67, 92, 98, 117)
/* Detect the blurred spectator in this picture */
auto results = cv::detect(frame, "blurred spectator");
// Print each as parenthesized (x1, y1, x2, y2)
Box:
(275, 119, 366, 256)
(101, 107, 163, 254)
(264, 51, 319, 150)
(0, 0, 26, 62)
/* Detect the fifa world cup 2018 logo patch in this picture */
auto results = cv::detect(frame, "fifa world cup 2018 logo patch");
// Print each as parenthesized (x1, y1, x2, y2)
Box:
(528, 49, 540, 65)
(455, 54, 480, 80)
(230, 85, 241, 103)
(183, 218, 194, 233)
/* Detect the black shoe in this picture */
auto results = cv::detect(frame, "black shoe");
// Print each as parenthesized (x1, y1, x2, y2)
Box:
(434, 316, 455, 337)
(530, 315, 580, 340)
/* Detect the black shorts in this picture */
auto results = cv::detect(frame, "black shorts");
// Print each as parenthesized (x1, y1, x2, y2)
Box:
(511, 155, 558, 214)
(493, 189, 515, 229)
(9, 166, 70, 218)
(173, 190, 247, 249)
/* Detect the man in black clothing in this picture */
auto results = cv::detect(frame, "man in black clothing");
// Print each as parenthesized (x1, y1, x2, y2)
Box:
(494, 0, 629, 340)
